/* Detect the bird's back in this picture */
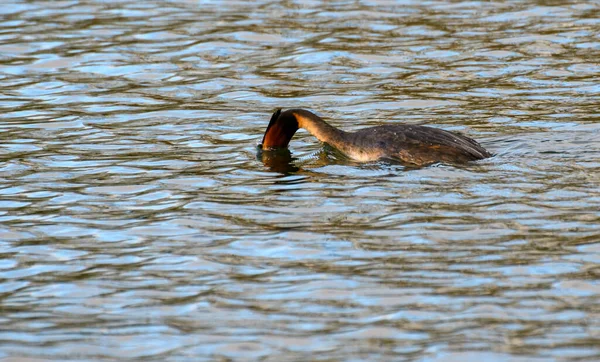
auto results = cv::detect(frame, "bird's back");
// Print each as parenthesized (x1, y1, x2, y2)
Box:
(346, 124, 490, 165)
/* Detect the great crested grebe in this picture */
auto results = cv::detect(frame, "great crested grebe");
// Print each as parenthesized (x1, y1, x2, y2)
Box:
(261, 109, 491, 166)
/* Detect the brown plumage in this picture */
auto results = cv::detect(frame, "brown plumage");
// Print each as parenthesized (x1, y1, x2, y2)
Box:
(261, 108, 490, 166)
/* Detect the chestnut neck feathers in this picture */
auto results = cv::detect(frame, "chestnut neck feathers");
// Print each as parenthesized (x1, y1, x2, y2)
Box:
(261, 109, 347, 150)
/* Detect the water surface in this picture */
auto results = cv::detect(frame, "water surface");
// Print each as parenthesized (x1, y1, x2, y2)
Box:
(1, 1, 599, 360)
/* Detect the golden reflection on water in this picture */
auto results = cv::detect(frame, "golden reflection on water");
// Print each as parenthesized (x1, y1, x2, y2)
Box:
(257, 147, 299, 174)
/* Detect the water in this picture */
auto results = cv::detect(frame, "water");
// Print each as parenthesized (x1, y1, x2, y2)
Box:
(1, 1, 599, 360)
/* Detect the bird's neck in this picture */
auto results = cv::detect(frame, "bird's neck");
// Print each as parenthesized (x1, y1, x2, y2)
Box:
(293, 110, 349, 150)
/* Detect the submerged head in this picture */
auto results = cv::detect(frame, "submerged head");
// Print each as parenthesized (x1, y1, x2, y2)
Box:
(261, 109, 300, 150)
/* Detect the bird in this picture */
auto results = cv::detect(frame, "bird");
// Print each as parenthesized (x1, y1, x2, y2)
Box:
(261, 108, 491, 166)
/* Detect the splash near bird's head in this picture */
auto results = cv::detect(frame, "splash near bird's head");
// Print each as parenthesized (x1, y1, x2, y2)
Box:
(261, 109, 299, 150)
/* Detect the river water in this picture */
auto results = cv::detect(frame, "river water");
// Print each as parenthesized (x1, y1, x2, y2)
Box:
(1, 1, 599, 361)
